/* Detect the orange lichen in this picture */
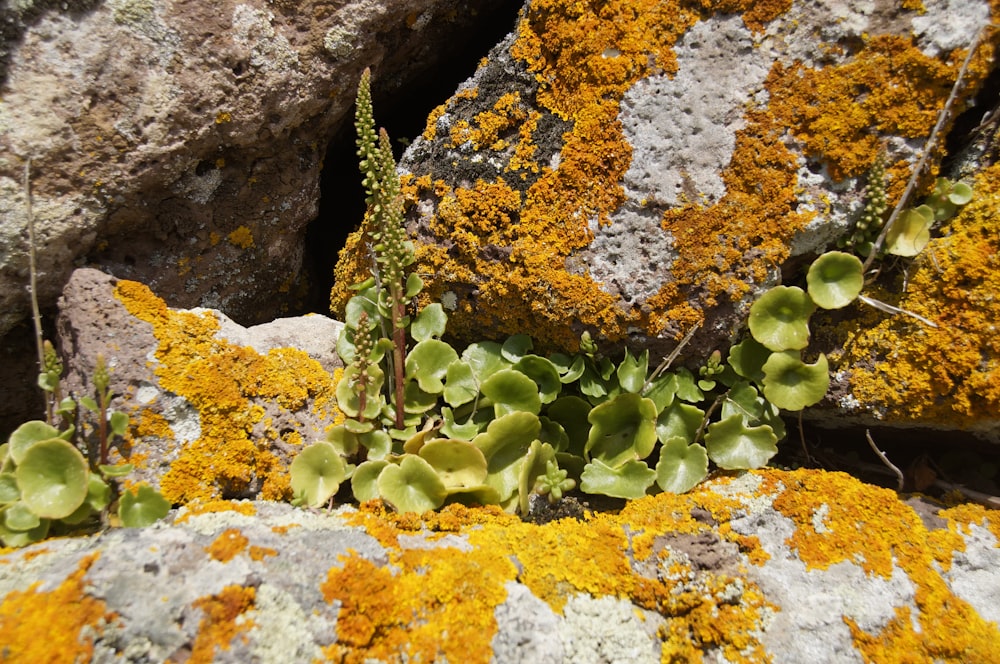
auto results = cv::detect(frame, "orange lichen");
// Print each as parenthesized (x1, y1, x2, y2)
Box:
(767, 35, 961, 181)
(0, 554, 116, 663)
(771, 469, 1000, 660)
(174, 500, 257, 524)
(248, 545, 277, 561)
(838, 161, 1000, 425)
(205, 528, 249, 563)
(184, 585, 256, 664)
(334, 480, 775, 662)
(114, 279, 338, 503)
(227, 225, 255, 250)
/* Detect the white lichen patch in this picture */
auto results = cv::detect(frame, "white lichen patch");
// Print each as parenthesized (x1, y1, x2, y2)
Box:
(559, 594, 660, 664)
(618, 14, 772, 209)
(243, 583, 328, 663)
(232, 5, 300, 72)
(944, 523, 1000, 625)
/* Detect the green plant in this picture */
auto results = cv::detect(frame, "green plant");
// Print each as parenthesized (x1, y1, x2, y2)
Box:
(291, 72, 806, 514)
(0, 162, 170, 547)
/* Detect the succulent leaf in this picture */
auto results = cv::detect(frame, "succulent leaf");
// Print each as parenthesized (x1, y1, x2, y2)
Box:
(886, 205, 934, 257)
(655, 437, 709, 494)
(513, 355, 563, 404)
(655, 400, 705, 444)
(473, 412, 540, 503)
(377, 455, 447, 513)
(351, 460, 389, 503)
(16, 438, 89, 519)
(462, 341, 510, 383)
(761, 351, 830, 411)
(411, 302, 447, 342)
(704, 414, 778, 469)
(405, 339, 459, 393)
(119, 485, 171, 528)
(289, 442, 347, 507)
(8, 421, 61, 465)
(580, 458, 656, 499)
(418, 439, 489, 489)
(481, 368, 542, 417)
(807, 251, 864, 310)
(748, 285, 815, 351)
(727, 337, 772, 383)
(616, 348, 649, 394)
(443, 360, 478, 408)
(546, 396, 592, 456)
(585, 393, 658, 466)
(501, 334, 534, 363)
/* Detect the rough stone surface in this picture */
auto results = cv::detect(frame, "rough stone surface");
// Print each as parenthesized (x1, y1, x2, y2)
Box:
(1, 469, 998, 662)
(54, 267, 343, 501)
(330, 0, 999, 440)
(0, 0, 519, 334)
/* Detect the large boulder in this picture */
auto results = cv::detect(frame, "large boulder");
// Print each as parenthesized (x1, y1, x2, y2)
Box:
(1, 469, 998, 661)
(55, 267, 343, 502)
(331, 0, 999, 440)
(0, 0, 519, 433)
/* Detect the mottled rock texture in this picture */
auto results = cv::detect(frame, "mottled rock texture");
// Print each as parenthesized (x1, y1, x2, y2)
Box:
(1, 469, 998, 662)
(331, 0, 999, 440)
(0, 0, 519, 432)
(56, 267, 343, 502)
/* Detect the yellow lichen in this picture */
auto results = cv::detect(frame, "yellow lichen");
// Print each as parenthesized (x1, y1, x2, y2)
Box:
(227, 226, 255, 250)
(771, 469, 1000, 661)
(838, 161, 1000, 425)
(183, 585, 256, 664)
(0, 554, 116, 663)
(114, 280, 338, 503)
(205, 528, 249, 563)
(333, 479, 775, 662)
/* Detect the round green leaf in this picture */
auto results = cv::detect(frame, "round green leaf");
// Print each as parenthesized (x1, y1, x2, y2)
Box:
(806, 251, 863, 309)
(513, 355, 563, 404)
(0, 473, 20, 504)
(335, 364, 385, 420)
(948, 181, 972, 206)
(616, 349, 649, 394)
(418, 439, 489, 489)
(546, 396, 592, 456)
(585, 393, 658, 466)
(655, 400, 705, 444)
(377, 455, 447, 514)
(472, 412, 541, 503)
(655, 437, 709, 494)
(351, 460, 390, 503)
(501, 334, 534, 362)
(109, 411, 130, 438)
(579, 458, 656, 499)
(0, 518, 49, 548)
(444, 360, 479, 407)
(643, 373, 677, 413)
(704, 414, 778, 469)
(8, 421, 61, 465)
(4, 501, 41, 531)
(16, 439, 89, 519)
(886, 205, 933, 257)
(462, 341, 509, 383)
(481, 368, 542, 417)
(289, 442, 347, 507)
(761, 351, 830, 411)
(749, 286, 815, 351)
(728, 338, 772, 383)
(99, 463, 134, 478)
(518, 440, 557, 514)
(441, 407, 483, 441)
(406, 339, 459, 394)
(411, 302, 447, 341)
(118, 484, 171, 528)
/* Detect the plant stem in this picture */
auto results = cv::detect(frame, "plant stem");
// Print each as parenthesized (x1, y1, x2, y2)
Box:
(863, 27, 985, 271)
(24, 159, 53, 424)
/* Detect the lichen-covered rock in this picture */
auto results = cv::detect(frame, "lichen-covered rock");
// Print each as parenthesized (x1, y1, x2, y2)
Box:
(1, 469, 998, 662)
(0, 0, 516, 337)
(814, 159, 1000, 441)
(332, 0, 995, 365)
(55, 268, 344, 503)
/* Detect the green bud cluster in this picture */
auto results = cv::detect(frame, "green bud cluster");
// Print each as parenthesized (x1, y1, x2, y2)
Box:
(839, 151, 888, 257)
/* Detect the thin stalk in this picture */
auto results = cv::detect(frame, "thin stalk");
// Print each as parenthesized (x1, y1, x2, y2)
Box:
(863, 27, 985, 271)
(24, 159, 54, 424)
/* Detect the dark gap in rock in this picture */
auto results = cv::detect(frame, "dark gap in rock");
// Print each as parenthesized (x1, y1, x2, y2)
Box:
(303, 1, 524, 317)
(943, 59, 1000, 172)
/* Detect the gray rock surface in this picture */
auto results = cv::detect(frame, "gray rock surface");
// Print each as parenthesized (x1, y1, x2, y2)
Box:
(1, 469, 997, 662)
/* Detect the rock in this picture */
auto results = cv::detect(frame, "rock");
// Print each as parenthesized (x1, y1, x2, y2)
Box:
(332, 0, 994, 362)
(54, 267, 343, 502)
(0, 0, 519, 338)
(1, 469, 998, 661)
